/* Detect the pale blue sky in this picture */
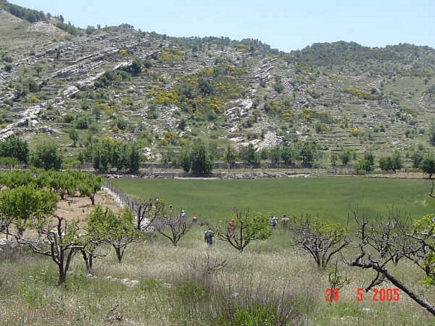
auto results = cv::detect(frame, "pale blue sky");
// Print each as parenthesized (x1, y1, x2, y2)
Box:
(10, 0, 434, 52)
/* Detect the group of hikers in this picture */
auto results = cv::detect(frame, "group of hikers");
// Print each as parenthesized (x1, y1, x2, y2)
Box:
(203, 214, 291, 247)
(168, 205, 290, 247)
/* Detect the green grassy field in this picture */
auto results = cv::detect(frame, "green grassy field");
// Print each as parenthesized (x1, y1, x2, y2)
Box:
(110, 176, 435, 226)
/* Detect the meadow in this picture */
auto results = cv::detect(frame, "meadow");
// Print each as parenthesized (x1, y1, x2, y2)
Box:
(2, 175, 435, 325)
(109, 176, 435, 226)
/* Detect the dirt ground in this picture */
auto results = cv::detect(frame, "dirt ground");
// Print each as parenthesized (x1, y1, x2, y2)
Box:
(0, 189, 121, 240)
(56, 190, 121, 220)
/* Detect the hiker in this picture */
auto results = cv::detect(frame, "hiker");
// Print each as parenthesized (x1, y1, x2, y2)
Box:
(270, 216, 278, 230)
(192, 215, 197, 223)
(180, 209, 186, 218)
(204, 229, 214, 246)
(281, 215, 290, 228)
(169, 205, 174, 218)
(228, 219, 236, 233)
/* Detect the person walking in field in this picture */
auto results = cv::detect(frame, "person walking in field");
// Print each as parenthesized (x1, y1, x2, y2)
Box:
(228, 219, 236, 233)
(204, 228, 214, 247)
(270, 216, 278, 230)
(281, 215, 290, 228)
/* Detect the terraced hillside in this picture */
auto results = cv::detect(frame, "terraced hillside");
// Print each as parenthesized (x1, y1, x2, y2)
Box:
(1, 1, 435, 169)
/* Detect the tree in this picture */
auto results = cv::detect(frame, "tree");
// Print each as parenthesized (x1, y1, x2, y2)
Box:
(0, 185, 59, 237)
(36, 170, 77, 200)
(330, 153, 338, 170)
(127, 196, 164, 231)
(0, 135, 29, 164)
(178, 146, 192, 173)
(281, 146, 294, 166)
(429, 119, 435, 146)
(297, 141, 317, 167)
(31, 141, 63, 171)
(420, 157, 435, 179)
(87, 206, 138, 263)
(354, 158, 374, 174)
(0, 170, 34, 189)
(348, 214, 435, 316)
(69, 129, 79, 147)
(239, 144, 259, 167)
(91, 138, 142, 172)
(128, 143, 142, 173)
(18, 215, 85, 284)
(129, 57, 142, 75)
(76, 173, 102, 205)
(391, 151, 403, 173)
(224, 145, 237, 171)
(339, 149, 352, 166)
(269, 146, 281, 166)
(218, 208, 271, 253)
(34, 64, 43, 77)
(153, 215, 192, 246)
(191, 140, 213, 174)
(289, 214, 349, 268)
(379, 151, 402, 173)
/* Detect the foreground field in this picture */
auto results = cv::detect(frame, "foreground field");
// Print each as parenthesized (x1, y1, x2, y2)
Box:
(1, 232, 435, 325)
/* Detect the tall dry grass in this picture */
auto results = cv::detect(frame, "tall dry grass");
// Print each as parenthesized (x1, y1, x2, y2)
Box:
(1, 232, 435, 325)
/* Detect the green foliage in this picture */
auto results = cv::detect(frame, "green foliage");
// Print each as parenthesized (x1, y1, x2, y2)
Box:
(281, 146, 294, 165)
(420, 156, 435, 178)
(239, 144, 259, 167)
(55, 21, 81, 35)
(152, 64, 248, 118)
(68, 129, 79, 146)
(30, 141, 63, 171)
(218, 208, 272, 253)
(5, 3, 46, 23)
(339, 149, 352, 166)
(191, 140, 213, 174)
(290, 214, 349, 268)
(379, 151, 403, 173)
(0, 135, 29, 164)
(273, 83, 284, 93)
(345, 87, 381, 100)
(225, 145, 237, 169)
(296, 141, 318, 167)
(175, 140, 213, 174)
(354, 159, 374, 174)
(91, 137, 142, 173)
(0, 170, 34, 189)
(0, 185, 59, 235)
(75, 172, 102, 204)
(231, 304, 281, 326)
(86, 206, 138, 263)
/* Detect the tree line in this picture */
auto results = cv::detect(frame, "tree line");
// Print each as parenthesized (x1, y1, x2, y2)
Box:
(3, 133, 435, 177)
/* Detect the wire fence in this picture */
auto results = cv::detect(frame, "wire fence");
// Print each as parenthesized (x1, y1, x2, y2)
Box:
(103, 180, 138, 211)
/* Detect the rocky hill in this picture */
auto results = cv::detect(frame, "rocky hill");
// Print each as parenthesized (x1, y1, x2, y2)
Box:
(1, 1, 435, 169)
